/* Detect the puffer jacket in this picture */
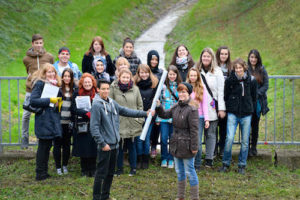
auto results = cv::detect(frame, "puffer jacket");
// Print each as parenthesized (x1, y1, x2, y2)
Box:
(156, 99, 199, 159)
(113, 49, 141, 76)
(30, 80, 62, 139)
(109, 80, 144, 138)
(23, 47, 54, 92)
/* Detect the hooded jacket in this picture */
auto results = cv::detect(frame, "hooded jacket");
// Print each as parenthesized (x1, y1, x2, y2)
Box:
(156, 99, 199, 159)
(113, 49, 141, 76)
(225, 70, 257, 117)
(23, 47, 54, 92)
(147, 50, 163, 80)
(109, 80, 144, 138)
(90, 94, 147, 149)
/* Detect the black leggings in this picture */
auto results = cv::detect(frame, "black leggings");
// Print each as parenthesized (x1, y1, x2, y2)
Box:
(251, 113, 260, 147)
(53, 124, 72, 169)
(150, 123, 160, 149)
(36, 139, 53, 176)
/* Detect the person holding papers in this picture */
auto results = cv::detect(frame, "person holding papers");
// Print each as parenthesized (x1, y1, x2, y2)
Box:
(30, 63, 62, 181)
(71, 73, 98, 177)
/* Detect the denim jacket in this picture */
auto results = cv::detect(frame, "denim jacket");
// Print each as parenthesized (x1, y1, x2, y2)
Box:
(53, 61, 82, 80)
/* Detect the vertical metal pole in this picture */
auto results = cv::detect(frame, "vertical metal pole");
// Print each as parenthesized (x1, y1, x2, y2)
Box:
(8, 80, 11, 144)
(18, 79, 20, 143)
(274, 79, 277, 144)
(282, 79, 285, 142)
(265, 113, 267, 143)
(291, 80, 295, 143)
(0, 80, 2, 154)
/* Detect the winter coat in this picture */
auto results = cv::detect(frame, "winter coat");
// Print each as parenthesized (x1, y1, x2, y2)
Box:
(225, 71, 258, 117)
(23, 47, 54, 92)
(136, 80, 157, 111)
(156, 99, 199, 159)
(71, 89, 97, 158)
(113, 49, 141, 76)
(53, 61, 82, 80)
(200, 67, 226, 121)
(248, 65, 269, 115)
(90, 94, 147, 150)
(30, 80, 62, 139)
(82, 53, 115, 77)
(147, 50, 163, 80)
(156, 82, 178, 123)
(109, 80, 144, 139)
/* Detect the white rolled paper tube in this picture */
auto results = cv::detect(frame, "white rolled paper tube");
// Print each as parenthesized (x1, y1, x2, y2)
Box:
(140, 70, 168, 141)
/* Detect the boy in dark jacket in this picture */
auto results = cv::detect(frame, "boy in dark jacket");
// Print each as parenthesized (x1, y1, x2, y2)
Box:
(90, 79, 154, 200)
(219, 58, 257, 175)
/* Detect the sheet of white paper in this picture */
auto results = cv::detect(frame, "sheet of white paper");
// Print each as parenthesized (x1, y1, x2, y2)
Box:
(75, 96, 91, 111)
(41, 83, 59, 107)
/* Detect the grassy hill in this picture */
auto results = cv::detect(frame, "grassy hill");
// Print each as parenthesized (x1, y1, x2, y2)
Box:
(0, 0, 177, 143)
(164, 0, 300, 144)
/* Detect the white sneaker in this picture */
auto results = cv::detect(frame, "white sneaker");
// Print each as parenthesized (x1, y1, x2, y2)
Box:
(57, 168, 63, 175)
(63, 166, 68, 174)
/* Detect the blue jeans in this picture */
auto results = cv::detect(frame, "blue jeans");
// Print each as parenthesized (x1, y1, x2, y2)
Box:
(194, 118, 204, 168)
(223, 113, 252, 167)
(174, 157, 199, 186)
(137, 122, 153, 155)
(160, 122, 173, 161)
(117, 137, 138, 169)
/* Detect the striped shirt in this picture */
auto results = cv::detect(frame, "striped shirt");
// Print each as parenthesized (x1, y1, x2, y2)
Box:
(61, 89, 72, 124)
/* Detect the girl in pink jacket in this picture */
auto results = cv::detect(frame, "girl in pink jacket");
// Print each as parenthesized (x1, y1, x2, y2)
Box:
(186, 68, 209, 171)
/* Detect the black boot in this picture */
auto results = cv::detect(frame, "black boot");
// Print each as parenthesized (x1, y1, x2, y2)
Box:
(137, 155, 143, 169)
(142, 154, 149, 169)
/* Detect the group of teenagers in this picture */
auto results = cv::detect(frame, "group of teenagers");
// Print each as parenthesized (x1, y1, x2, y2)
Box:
(21, 33, 269, 200)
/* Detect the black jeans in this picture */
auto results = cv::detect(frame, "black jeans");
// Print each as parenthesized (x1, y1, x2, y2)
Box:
(80, 157, 96, 173)
(36, 139, 53, 177)
(93, 148, 118, 200)
(216, 116, 227, 153)
(150, 123, 160, 149)
(251, 113, 260, 148)
(53, 124, 72, 169)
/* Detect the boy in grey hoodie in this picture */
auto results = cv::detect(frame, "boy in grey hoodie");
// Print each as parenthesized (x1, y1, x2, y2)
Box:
(90, 79, 153, 200)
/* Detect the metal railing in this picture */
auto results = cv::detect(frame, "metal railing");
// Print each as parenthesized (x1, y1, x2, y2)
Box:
(0, 75, 299, 153)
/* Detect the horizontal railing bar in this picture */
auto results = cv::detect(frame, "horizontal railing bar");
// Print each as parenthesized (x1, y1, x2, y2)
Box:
(269, 75, 300, 79)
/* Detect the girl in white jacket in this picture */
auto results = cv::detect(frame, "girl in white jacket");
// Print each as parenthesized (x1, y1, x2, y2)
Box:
(196, 47, 226, 167)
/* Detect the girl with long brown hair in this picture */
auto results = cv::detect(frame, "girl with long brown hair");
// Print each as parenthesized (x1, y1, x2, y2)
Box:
(82, 36, 115, 77)
(186, 67, 209, 170)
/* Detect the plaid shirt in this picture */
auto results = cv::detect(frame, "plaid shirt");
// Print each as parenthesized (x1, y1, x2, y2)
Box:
(156, 82, 178, 123)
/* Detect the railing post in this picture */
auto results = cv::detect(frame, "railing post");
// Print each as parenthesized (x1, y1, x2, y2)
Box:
(0, 79, 3, 154)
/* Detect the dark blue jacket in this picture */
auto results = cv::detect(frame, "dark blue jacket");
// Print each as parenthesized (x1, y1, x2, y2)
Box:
(30, 80, 62, 139)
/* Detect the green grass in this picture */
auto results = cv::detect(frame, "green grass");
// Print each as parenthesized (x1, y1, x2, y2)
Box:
(164, 0, 300, 145)
(0, 153, 299, 199)
(0, 0, 177, 144)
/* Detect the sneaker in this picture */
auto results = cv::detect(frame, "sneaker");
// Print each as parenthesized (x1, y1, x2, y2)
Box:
(150, 149, 157, 158)
(63, 166, 68, 174)
(238, 166, 245, 175)
(129, 168, 136, 176)
(57, 168, 63, 175)
(168, 160, 174, 168)
(161, 159, 167, 167)
(219, 164, 229, 173)
(114, 168, 123, 177)
(205, 159, 213, 168)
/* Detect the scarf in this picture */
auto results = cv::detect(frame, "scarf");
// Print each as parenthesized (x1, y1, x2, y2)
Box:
(176, 56, 188, 70)
(235, 72, 248, 96)
(49, 79, 58, 86)
(78, 87, 96, 100)
(137, 78, 152, 90)
(118, 80, 133, 92)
